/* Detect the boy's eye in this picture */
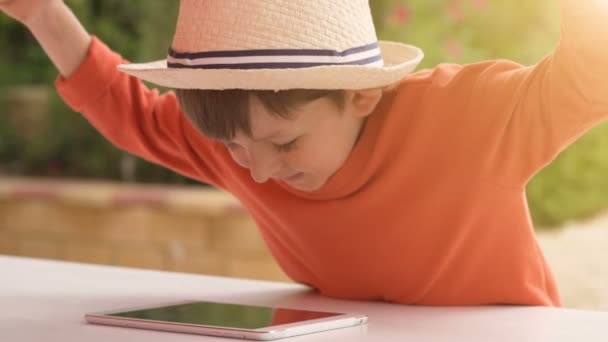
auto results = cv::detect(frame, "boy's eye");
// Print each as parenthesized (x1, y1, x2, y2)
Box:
(273, 139, 298, 153)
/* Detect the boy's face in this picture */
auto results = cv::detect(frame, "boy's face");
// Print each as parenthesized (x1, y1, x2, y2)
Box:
(224, 89, 383, 191)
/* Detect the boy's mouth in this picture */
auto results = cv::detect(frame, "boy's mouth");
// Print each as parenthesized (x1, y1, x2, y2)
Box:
(281, 172, 304, 182)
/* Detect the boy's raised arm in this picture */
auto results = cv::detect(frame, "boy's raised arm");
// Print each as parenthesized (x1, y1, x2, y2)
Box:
(1, 1, 228, 187)
(552, 0, 608, 115)
(1, 0, 91, 78)
(460, 0, 608, 185)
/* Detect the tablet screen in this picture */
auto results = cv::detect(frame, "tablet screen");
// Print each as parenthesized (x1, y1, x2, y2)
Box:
(107, 301, 343, 329)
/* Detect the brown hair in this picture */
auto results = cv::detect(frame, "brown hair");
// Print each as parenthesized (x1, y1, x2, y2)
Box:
(175, 89, 346, 141)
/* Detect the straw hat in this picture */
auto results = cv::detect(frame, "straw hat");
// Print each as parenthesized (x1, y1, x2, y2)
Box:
(118, 0, 424, 90)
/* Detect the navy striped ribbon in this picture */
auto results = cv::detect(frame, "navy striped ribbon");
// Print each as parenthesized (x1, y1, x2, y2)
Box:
(166, 42, 383, 69)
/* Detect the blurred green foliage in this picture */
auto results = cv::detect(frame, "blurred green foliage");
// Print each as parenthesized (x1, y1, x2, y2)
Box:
(526, 121, 608, 227)
(1, 0, 607, 227)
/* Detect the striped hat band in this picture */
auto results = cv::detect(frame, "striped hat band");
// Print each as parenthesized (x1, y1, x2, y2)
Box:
(166, 42, 383, 70)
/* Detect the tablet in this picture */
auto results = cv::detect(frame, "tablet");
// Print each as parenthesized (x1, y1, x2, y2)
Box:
(85, 300, 367, 340)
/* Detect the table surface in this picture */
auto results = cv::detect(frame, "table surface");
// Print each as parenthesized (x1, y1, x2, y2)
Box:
(2, 255, 608, 341)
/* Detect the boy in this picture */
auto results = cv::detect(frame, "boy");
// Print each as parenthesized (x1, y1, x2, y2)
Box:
(1, 0, 606, 307)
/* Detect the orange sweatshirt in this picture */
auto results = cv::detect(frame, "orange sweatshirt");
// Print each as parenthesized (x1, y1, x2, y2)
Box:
(55, 1, 607, 306)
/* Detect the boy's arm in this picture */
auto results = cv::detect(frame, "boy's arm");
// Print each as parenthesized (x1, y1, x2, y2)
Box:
(54, 37, 228, 187)
(4, 1, 229, 187)
(463, 0, 608, 185)
(1, 0, 90, 78)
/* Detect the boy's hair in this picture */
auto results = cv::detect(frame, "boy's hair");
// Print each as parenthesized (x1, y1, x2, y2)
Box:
(175, 89, 346, 141)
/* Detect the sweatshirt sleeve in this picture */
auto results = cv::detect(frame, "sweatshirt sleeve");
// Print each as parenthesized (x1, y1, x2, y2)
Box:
(55, 37, 228, 188)
(464, 0, 608, 185)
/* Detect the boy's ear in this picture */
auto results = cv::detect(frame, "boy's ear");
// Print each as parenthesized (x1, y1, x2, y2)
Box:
(345, 88, 384, 118)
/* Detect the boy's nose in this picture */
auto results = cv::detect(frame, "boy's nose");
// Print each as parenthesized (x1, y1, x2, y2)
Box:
(249, 153, 279, 184)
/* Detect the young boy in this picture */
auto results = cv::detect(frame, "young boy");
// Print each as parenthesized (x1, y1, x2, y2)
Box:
(1, 0, 606, 307)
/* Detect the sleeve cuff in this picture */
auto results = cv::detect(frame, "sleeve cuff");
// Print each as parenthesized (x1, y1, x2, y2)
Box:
(54, 36, 126, 112)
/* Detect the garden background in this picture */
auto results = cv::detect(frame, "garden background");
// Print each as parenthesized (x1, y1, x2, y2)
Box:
(1, 0, 608, 227)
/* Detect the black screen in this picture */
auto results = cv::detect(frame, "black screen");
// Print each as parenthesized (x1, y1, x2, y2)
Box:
(109, 301, 342, 329)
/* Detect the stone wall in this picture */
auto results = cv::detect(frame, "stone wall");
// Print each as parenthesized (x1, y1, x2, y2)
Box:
(0, 177, 290, 282)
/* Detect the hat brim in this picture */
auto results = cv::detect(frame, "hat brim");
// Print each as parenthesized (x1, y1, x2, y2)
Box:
(117, 41, 424, 90)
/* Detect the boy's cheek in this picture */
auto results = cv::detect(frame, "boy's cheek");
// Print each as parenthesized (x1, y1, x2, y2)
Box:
(228, 149, 250, 169)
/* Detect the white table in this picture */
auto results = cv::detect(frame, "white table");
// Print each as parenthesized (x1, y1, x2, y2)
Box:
(1, 255, 607, 341)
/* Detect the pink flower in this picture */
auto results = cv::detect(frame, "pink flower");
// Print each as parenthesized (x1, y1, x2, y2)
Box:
(444, 38, 463, 58)
(447, 1, 465, 22)
(389, 3, 411, 25)
(470, 0, 488, 11)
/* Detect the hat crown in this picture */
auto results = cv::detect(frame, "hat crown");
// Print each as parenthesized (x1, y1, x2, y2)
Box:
(118, 0, 423, 90)
(171, 0, 378, 52)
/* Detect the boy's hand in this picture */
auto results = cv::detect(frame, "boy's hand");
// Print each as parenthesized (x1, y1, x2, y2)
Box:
(0, 0, 62, 27)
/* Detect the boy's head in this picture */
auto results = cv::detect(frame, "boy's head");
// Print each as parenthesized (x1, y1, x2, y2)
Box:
(119, 0, 423, 192)
(176, 88, 384, 191)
